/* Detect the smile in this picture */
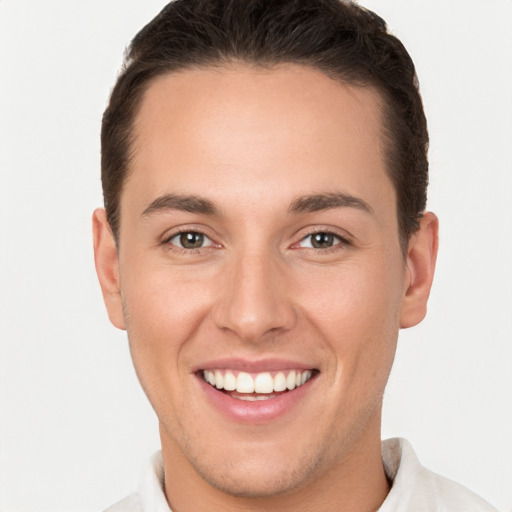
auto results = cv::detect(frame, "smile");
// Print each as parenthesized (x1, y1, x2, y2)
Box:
(201, 369, 314, 399)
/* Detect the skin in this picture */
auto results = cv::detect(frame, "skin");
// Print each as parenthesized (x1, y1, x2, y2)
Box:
(93, 64, 438, 512)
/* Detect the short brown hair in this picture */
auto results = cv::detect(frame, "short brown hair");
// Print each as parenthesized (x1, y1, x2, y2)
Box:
(101, 0, 428, 248)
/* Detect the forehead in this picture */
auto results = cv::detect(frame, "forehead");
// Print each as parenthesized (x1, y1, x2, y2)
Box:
(125, 64, 394, 223)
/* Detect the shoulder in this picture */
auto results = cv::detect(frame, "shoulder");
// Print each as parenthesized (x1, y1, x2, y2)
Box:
(103, 493, 143, 512)
(380, 438, 498, 512)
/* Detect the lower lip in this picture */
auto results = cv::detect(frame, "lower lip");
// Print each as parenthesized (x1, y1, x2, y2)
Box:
(197, 374, 317, 424)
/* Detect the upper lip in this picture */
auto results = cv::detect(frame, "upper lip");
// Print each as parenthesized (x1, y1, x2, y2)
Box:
(192, 358, 318, 373)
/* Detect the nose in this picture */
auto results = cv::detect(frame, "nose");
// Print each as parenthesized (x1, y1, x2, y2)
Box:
(212, 249, 297, 342)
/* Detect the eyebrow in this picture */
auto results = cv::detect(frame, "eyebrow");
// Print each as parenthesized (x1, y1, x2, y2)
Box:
(140, 191, 372, 218)
(141, 194, 220, 217)
(288, 193, 373, 215)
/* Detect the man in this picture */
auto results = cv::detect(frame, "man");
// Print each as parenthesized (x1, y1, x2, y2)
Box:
(92, 0, 497, 510)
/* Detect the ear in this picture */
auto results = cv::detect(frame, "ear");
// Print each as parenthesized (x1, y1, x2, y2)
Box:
(92, 208, 126, 330)
(400, 212, 439, 329)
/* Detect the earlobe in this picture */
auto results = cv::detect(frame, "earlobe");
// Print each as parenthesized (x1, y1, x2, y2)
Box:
(400, 212, 439, 329)
(92, 208, 126, 330)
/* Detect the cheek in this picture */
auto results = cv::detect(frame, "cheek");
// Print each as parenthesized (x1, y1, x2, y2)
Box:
(297, 258, 403, 332)
(122, 256, 211, 331)
(119, 261, 214, 381)
(295, 257, 404, 383)
(119, 265, 217, 425)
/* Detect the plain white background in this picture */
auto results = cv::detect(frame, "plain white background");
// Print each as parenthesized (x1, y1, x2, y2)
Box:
(1, 1, 511, 511)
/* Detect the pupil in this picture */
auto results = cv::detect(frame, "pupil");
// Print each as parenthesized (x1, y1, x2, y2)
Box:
(180, 232, 204, 248)
(312, 233, 334, 249)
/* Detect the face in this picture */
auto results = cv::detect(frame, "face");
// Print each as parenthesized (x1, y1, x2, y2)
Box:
(94, 64, 437, 501)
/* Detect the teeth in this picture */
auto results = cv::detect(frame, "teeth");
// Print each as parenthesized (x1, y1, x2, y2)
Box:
(254, 372, 273, 393)
(202, 369, 313, 393)
(235, 394, 275, 401)
(236, 372, 254, 393)
(286, 370, 296, 390)
(223, 371, 237, 391)
(274, 372, 287, 392)
(214, 370, 224, 389)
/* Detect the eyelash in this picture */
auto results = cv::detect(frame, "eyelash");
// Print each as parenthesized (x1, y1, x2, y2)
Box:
(163, 229, 217, 254)
(294, 229, 350, 253)
(163, 228, 350, 255)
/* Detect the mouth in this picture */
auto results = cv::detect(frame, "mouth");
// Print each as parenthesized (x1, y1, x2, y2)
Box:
(200, 369, 317, 401)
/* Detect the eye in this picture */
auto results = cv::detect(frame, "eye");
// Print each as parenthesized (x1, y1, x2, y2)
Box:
(298, 232, 345, 249)
(167, 231, 213, 249)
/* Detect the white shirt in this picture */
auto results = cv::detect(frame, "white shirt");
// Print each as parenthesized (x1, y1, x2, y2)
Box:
(103, 438, 498, 512)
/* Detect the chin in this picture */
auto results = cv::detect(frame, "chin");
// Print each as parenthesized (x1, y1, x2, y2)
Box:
(179, 422, 343, 501)
(192, 453, 320, 499)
